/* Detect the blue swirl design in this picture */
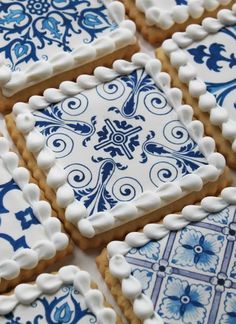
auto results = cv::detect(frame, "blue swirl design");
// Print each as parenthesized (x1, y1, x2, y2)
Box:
(4, 285, 96, 323)
(112, 177, 143, 202)
(73, 157, 127, 215)
(108, 69, 157, 120)
(46, 132, 74, 158)
(34, 101, 97, 148)
(96, 79, 125, 100)
(0, 0, 115, 71)
(144, 91, 172, 115)
(65, 163, 92, 189)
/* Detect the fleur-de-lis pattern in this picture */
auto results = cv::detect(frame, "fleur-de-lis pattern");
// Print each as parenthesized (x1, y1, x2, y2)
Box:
(34, 68, 207, 217)
(125, 205, 236, 323)
(0, 0, 116, 71)
(186, 24, 236, 118)
(3, 285, 96, 323)
(0, 166, 49, 260)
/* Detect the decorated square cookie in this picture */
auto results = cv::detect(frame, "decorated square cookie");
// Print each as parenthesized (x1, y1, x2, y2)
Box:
(0, 0, 138, 112)
(0, 136, 70, 293)
(119, 0, 233, 44)
(0, 265, 119, 323)
(97, 187, 236, 324)
(5, 53, 230, 249)
(158, 4, 236, 168)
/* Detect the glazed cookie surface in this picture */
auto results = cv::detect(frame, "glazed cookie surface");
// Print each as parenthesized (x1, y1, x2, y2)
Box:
(0, 136, 70, 293)
(158, 4, 236, 168)
(0, 265, 119, 323)
(0, 0, 138, 112)
(97, 187, 236, 323)
(5, 53, 231, 249)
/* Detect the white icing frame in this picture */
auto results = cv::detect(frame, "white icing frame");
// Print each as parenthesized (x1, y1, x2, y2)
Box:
(12, 53, 226, 239)
(107, 186, 236, 323)
(0, 0, 136, 97)
(0, 137, 69, 283)
(135, 0, 232, 29)
(162, 4, 236, 152)
(0, 265, 116, 323)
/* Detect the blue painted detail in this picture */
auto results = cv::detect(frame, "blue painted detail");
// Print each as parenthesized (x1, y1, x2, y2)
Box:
(0, 179, 18, 216)
(187, 25, 236, 112)
(0, 233, 29, 251)
(33, 68, 207, 217)
(0, 0, 115, 71)
(4, 285, 96, 323)
(15, 207, 40, 230)
(95, 119, 142, 160)
(124, 205, 236, 323)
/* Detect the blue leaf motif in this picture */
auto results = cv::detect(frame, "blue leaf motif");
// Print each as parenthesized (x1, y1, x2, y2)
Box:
(54, 303, 73, 323)
(42, 17, 62, 40)
(0, 9, 25, 25)
(83, 13, 102, 27)
(13, 43, 29, 59)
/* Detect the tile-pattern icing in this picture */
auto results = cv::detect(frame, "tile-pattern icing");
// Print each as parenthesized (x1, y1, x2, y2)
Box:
(0, 0, 116, 71)
(125, 205, 236, 323)
(33, 68, 207, 216)
(0, 159, 48, 263)
(2, 284, 97, 323)
(185, 24, 236, 120)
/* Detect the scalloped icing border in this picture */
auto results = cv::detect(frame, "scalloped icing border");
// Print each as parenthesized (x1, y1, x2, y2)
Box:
(162, 4, 236, 153)
(0, 265, 117, 323)
(107, 186, 236, 323)
(0, 0, 136, 97)
(135, 0, 232, 29)
(0, 136, 69, 283)
(12, 52, 227, 239)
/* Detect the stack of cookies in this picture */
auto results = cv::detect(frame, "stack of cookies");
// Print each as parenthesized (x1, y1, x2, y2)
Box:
(0, 0, 235, 323)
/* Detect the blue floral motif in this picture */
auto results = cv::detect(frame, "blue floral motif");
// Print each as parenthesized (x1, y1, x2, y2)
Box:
(132, 269, 153, 292)
(206, 79, 236, 109)
(95, 119, 142, 160)
(4, 285, 96, 323)
(175, 0, 187, 4)
(129, 241, 161, 261)
(188, 43, 236, 72)
(0, 179, 18, 216)
(220, 292, 236, 323)
(108, 70, 157, 120)
(208, 207, 230, 225)
(159, 277, 212, 323)
(172, 228, 224, 272)
(0, 0, 115, 70)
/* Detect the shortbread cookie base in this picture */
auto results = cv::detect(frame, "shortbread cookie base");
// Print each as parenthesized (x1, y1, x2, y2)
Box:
(0, 150, 73, 294)
(97, 249, 140, 324)
(6, 112, 232, 249)
(157, 48, 236, 169)
(0, 43, 139, 113)
(120, 0, 234, 44)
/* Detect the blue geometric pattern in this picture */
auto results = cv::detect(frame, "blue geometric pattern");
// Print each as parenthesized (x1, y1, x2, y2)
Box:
(34, 68, 207, 216)
(125, 205, 236, 323)
(0, 172, 47, 260)
(3, 285, 96, 323)
(186, 24, 236, 115)
(0, 0, 116, 71)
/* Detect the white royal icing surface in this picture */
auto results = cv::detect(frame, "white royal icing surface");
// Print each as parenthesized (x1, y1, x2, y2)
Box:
(107, 186, 236, 324)
(0, 136, 68, 282)
(162, 4, 236, 152)
(12, 53, 226, 238)
(0, 265, 116, 323)
(0, 0, 136, 97)
(135, 0, 231, 29)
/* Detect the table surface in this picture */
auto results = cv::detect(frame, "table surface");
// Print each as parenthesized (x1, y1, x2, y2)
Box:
(0, 35, 235, 324)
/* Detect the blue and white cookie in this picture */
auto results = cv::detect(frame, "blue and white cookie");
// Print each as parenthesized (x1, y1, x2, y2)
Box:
(99, 187, 236, 324)
(0, 136, 69, 293)
(159, 4, 236, 168)
(6, 53, 230, 249)
(0, 265, 118, 324)
(0, 0, 137, 111)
